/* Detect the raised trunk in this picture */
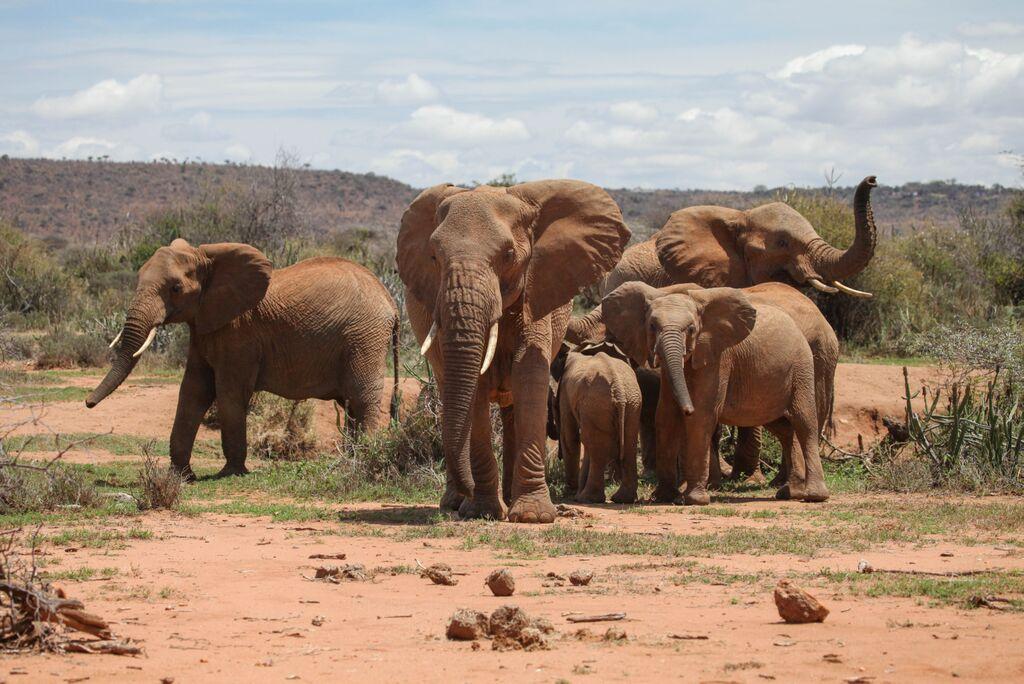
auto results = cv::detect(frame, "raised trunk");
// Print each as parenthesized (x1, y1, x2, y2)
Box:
(807, 175, 878, 282)
(85, 297, 163, 408)
(657, 329, 694, 415)
(437, 270, 498, 499)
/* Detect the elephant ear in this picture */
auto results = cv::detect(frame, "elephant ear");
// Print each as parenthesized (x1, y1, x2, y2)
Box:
(601, 281, 662, 368)
(688, 287, 757, 369)
(196, 243, 272, 334)
(396, 184, 470, 307)
(509, 180, 630, 323)
(655, 207, 748, 287)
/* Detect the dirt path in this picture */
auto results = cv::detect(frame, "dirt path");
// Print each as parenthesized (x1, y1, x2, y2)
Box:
(13, 501, 1024, 683)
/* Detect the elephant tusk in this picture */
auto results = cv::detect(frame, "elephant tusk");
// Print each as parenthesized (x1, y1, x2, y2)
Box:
(480, 322, 499, 375)
(132, 327, 158, 358)
(807, 278, 838, 294)
(832, 280, 874, 299)
(420, 321, 437, 356)
(108, 330, 122, 349)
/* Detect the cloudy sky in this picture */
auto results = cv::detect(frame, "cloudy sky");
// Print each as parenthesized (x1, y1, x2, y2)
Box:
(1, 1, 1022, 189)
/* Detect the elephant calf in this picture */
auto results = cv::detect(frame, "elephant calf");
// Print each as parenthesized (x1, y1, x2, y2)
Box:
(603, 282, 828, 505)
(549, 343, 641, 504)
(86, 240, 399, 479)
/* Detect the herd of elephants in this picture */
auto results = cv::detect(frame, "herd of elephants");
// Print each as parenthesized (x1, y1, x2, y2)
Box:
(84, 175, 879, 524)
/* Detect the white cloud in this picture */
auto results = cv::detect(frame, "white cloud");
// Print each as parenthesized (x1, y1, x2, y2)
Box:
(564, 120, 665, 149)
(958, 21, 1024, 38)
(609, 101, 658, 124)
(162, 111, 228, 142)
(0, 130, 39, 155)
(224, 144, 252, 162)
(51, 136, 120, 158)
(774, 44, 866, 79)
(32, 74, 163, 119)
(407, 105, 529, 144)
(376, 74, 440, 104)
(371, 148, 460, 177)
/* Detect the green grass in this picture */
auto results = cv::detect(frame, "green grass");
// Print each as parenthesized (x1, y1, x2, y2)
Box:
(42, 526, 152, 549)
(839, 353, 933, 367)
(5, 385, 91, 402)
(5, 433, 220, 459)
(816, 568, 1024, 610)
(43, 566, 119, 582)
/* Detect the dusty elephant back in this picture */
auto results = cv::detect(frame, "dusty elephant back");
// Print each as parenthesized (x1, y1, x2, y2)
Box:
(268, 257, 397, 319)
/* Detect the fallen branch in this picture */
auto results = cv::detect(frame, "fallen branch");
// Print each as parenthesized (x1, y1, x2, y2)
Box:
(65, 639, 143, 655)
(566, 612, 626, 624)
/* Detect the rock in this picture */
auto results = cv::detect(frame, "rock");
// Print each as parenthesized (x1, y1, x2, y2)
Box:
(488, 605, 530, 638)
(542, 571, 566, 587)
(446, 609, 489, 640)
(422, 563, 458, 586)
(314, 564, 367, 582)
(857, 560, 874, 573)
(102, 492, 139, 507)
(486, 605, 555, 650)
(773, 580, 829, 624)
(485, 568, 515, 596)
(569, 569, 594, 586)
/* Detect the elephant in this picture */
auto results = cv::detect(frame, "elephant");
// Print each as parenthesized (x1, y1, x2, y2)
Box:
(548, 342, 641, 504)
(602, 282, 828, 505)
(85, 240, 399, 479)
(567, 282, 837, 481)
(396, 180, 630, 523)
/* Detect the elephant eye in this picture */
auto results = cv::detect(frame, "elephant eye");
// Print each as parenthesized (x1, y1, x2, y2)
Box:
(171, 282, 183, 294)
(776, 238, 789, 248)
(504, 245, 515, 263)
(688, 324, 696, 335)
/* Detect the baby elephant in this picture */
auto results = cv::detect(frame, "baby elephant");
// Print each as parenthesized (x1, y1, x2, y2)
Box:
(602, 283, 827, 505)
(549, 343, 641, 504)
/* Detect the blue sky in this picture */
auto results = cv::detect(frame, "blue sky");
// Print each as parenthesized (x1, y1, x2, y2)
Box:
(1, 1, 1023, 189)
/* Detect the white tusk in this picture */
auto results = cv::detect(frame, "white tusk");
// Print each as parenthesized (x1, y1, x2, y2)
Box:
(807, 278, 838, 294)
(108, 330, 122, 349)
(420, 321, 438, 356)
(832, 280, 874, 299)
(480, 322, 499, 376)
(132, 328, 158, 358)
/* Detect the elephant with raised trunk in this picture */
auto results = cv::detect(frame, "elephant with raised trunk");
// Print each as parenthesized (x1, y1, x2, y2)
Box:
(602, 282, 827, 505)
(397, 180, 630, 523)
(86, 240, 399, 479)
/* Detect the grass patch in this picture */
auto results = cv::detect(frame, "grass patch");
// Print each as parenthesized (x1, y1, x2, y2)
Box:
(5, 433, 221, 459)
(42, 566, 119, 582)
(4, 385, 91, 402)
(42, 526, 152, 549)
(816, 568, 1024, 610)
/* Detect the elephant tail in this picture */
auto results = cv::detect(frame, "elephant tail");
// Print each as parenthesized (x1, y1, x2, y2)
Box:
(390, 314, 401, 423)
(615, 397, 627, 483)
(824, 384, 836, 440)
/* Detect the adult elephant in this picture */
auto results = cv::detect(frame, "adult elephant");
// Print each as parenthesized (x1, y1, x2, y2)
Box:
(86, 240, 399, 479)
(593, 176, 877, 479)
(397, 180, 630, 523)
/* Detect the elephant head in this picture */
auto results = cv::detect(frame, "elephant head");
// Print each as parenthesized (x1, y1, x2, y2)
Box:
(602, 282, 756, 416)
(655, 176, 878, 297)
(396, 180, 630, 499)
(86, 239, 272, 408)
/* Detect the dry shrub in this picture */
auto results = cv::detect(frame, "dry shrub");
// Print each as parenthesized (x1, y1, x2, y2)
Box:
(33, 326, 108, 369)
(247, 393, 319, 461)
(135, 454, 184, 510)
(0, 463, 98, 515)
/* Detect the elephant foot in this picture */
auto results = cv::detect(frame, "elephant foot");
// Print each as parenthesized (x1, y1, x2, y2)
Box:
(650, 484, 680, 504)
(682, 486, 711, 506)
(802, 483, 830, 503)
(216, 462, 249, 478)
(507, 490, 556, 524)
(769, 470, 787, 488)
(440, 485, 465, 513)
(775, 483, 805, 501)
(458, 494, 507, 521)
(172, 463, 197, 483)
(738, 469, 767, 486)
(610, 487, 637, 505)
(574, 489, 606, 504)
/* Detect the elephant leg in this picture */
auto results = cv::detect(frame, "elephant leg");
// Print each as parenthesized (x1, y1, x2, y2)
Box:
(500, 405, 516, 506)
(458, 392, 506, 520)
(733, 426, 767, 484)
(507, 346, 557, 524)
(558, 405, 580, 499)
(708, 425, 723, 490)
(214, 381, 254, 478)
(681, 413, 716, 506)
(640, 418, 657, 475)
(169, 350, 215, 482)
(611, 404, 639, 504)
(767, 420, 802, 501)
(652, 377, 684, 503)
(575, 418, 606, 503)
(796, 410, 829, 503)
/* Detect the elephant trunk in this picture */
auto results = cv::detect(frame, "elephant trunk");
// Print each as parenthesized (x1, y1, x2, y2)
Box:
(437, 267, 501, 499)
(85, 294, 164, 408)
(807, 175, 878, 282)
(565, 305, 605, 345)
(657, 329, 694, 416)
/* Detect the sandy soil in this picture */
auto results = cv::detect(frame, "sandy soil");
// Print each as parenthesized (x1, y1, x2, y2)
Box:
(10, 501, 1024, 684)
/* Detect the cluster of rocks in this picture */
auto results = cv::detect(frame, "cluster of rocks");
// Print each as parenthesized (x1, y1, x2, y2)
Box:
(447, 605, 555, 651)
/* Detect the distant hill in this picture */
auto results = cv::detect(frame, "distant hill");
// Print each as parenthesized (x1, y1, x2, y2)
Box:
(0, 157, 1015, 245)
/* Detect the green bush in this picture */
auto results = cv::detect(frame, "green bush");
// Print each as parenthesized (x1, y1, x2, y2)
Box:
(0, 223, 85, 326)
(34, 325, 109, 369)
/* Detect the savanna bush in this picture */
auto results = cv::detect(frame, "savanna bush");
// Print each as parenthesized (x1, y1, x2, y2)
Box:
(0, 223, 85, 326)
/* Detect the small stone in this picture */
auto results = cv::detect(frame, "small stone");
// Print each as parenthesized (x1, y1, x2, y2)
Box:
(446, 609, 489, 640)
(488, 605, 530, 638)
(569, 569, 594, 586)
(485, 568, 515, 596)
(422, 563, 458, 586)
(857, 560, 874, 574)
(604, 626, 627, 641)
(311, 615, 325, 627)
(774, 580, 829, 624)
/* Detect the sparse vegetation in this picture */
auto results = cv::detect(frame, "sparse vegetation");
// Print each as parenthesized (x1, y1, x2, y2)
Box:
(135, 454, 184, 510)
